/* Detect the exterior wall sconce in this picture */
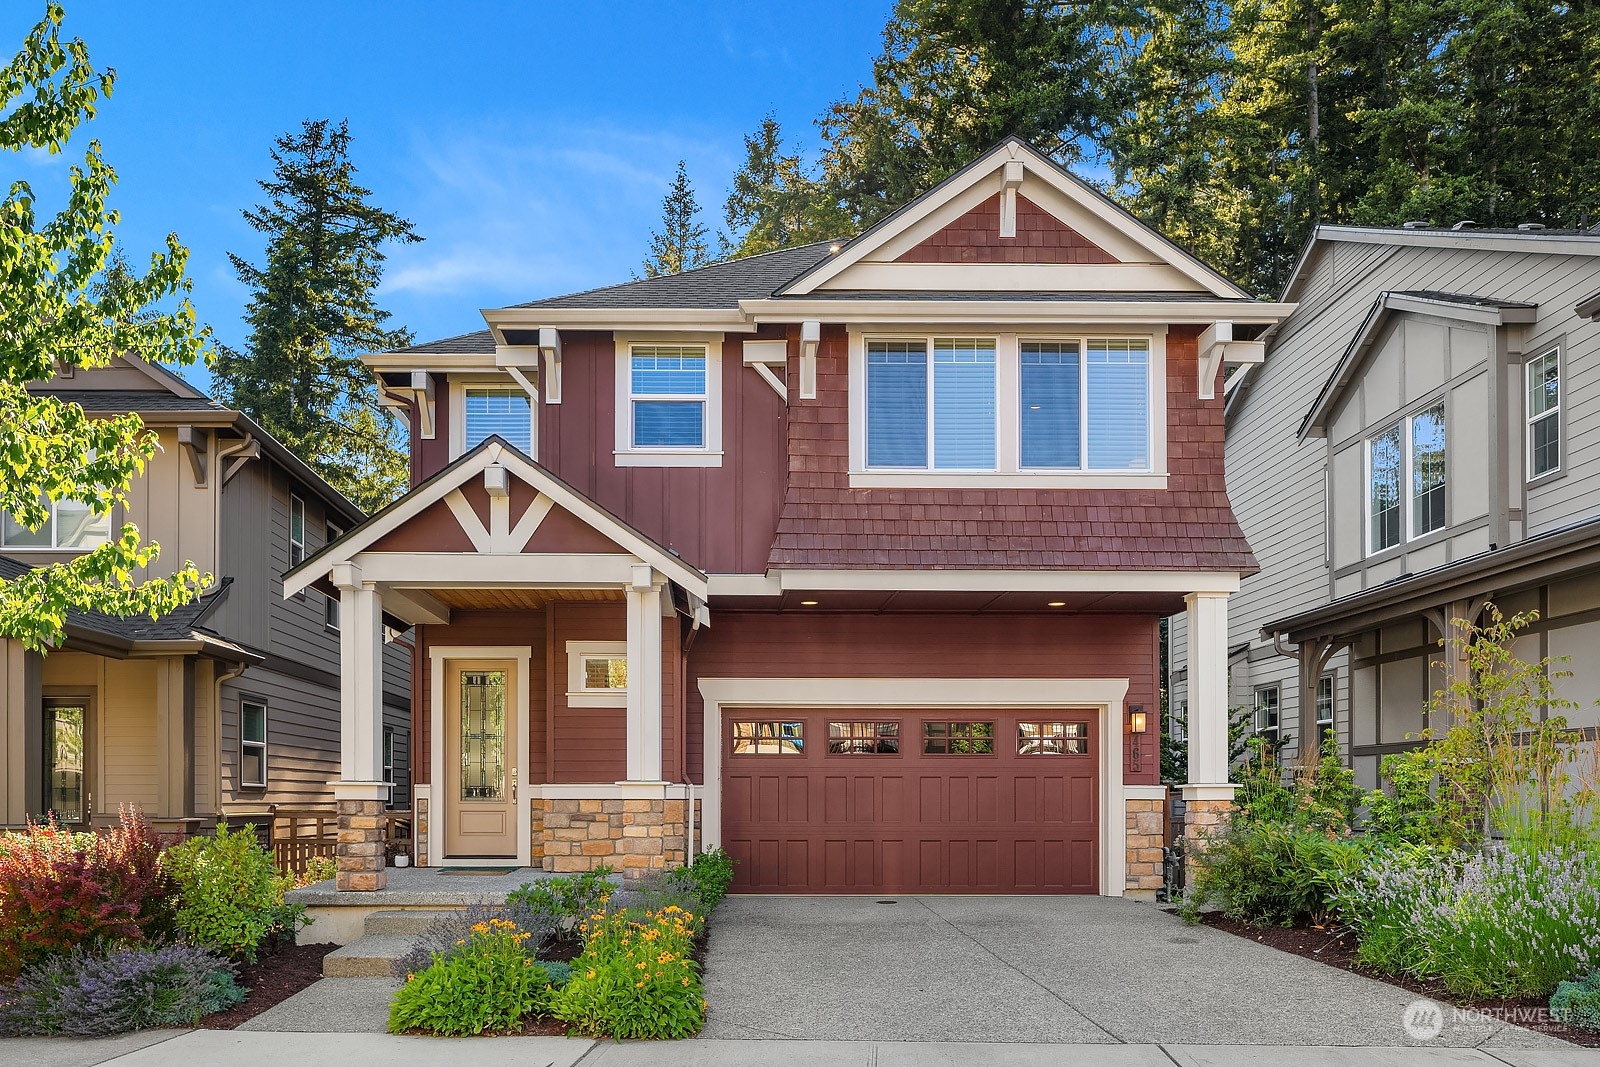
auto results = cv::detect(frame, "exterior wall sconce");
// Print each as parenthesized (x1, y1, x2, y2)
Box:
(1128, 704, 1147, 772)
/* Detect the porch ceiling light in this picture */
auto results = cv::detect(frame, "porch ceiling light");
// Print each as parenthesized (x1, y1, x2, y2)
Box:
(1046, 601, 1066, 608)
(799, 599, 819, 606)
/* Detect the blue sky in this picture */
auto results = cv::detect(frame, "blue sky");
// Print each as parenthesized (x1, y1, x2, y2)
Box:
(9, 2, 890, 388)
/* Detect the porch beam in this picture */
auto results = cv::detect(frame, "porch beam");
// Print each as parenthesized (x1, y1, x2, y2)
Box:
(624, 565, 665, 783)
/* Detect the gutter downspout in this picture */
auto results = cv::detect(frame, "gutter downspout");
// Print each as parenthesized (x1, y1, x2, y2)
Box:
(213, 659, 249, 822)
(682, 612, 702, 859)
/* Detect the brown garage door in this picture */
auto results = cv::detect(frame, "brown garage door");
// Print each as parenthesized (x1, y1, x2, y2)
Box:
(722, 709, 1099, 894)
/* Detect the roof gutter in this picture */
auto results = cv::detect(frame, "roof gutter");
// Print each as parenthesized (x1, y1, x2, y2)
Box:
(738, 298, 1295, 326)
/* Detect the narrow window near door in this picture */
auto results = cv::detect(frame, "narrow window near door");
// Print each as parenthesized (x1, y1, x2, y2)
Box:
(731, 721, 805, 755)
(45, 702, 86, 822)
(241, 700, 267, 788)
(1253, 687, 1280, 745)
(464, 387, 532, 453)
(630, 346, 708, 448)
(459, 670, 507, 800)
(1527, 348, 1561, 479)
(922, 721, 996, 755)
(1018, 721, 1088, 755)
(1316, 675, 1335, 747)
(827, 721, 900, 754)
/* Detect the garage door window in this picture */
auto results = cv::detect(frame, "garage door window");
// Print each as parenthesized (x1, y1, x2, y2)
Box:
(828, 721, 900, 754)
(1018, 721, 1088, 755)
(922, 721, 995, 755)
(731, 721, 805, 755)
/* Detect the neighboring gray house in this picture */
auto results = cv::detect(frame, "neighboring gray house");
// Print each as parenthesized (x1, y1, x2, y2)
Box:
(1170, 225, 1600, 787)
(0, 356, 412, 833)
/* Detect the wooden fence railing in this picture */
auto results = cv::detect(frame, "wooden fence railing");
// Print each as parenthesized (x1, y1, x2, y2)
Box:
(223, 807, 412, 880)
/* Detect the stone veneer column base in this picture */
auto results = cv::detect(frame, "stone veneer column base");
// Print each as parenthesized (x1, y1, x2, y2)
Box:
(536, 797, 699, 883)
(1179, 784, 1237, 888)
(1124, 796, 1167, 899)
(334, 782, 392, 892)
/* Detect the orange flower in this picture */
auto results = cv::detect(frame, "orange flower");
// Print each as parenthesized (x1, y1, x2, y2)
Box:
(681, 977, 691, 987)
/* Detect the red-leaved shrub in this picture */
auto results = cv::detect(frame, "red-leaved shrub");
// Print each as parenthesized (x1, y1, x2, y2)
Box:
(0, 807, 174, 980)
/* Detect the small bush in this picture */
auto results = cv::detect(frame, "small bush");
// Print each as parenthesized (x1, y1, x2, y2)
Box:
(505, 866, 617, 928)
(0, 942, 242, 1036)
(388, 918, 557, 1036)
(553, 905, 704, 1039)
(684, 847, 735, 909)
(1338, 843, 1600, 998)
(1181, 821, 1368, 928)
(1552, 973, 1600, 1031)
(0, 807, 172, 980)
(390, 898, 557, 980)
(295, 855, 338, 887)
(162, 823, 303, 960)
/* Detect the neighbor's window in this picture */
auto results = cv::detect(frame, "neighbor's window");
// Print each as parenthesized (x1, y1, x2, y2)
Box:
(828, 721, 900, 754)
(288, 495, 306, 568)
(464, 387, 532, 454)
(630, 345, 708, 449)
(1527, 348, 1561, 479)
(1018, 721, 1088, 755)
(865, 335, 1151, 473)
(241, 699, 267, 787)
(922, 721, 996, 755)
(1, 496, 111, 550)
(1367, 400, 1446, 554)
(731, 721, 805, 755)
(1253, 686, 1279, 745)
(565, 642, 627, 707)
(1316, 675, 1335, 746)
(324, 523, 342, 630)
(382, 726, 395, 785)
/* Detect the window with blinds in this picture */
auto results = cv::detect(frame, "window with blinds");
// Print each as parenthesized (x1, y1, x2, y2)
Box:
(464, 388, 532, 453)
(630, 345, 708, 448)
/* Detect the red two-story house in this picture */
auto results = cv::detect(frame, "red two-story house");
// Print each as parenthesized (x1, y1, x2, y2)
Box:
(287, 140, 1292, 897)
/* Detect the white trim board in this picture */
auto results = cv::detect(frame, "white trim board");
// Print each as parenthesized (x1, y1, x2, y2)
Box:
(696, 676, 1131, 898)
(428, 645, 534, 869)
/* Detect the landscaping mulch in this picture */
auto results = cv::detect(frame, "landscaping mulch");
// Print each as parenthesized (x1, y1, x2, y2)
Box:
(199, 942, 338, 1030)
(1195, 912, 1600, 1049)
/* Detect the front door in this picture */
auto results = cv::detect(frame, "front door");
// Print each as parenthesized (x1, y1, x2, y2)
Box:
(444, 660, 520, 859)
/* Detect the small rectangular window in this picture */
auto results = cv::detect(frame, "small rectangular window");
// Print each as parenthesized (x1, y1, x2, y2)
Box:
(1254, 687, 1280, 745)
(731, 721, 805, 755)
(565, 642, 627, 707)
(1368, 424, 1402, 553)
(241, 699, 267, 787)
(1316, 675, 1335, 746)
(1411, 402, 1446, 536)
(1527, 348, 1560, 479)
(3, 497, 112, 550)
(382, 726, 395, 785)
(582, 656, 628, 691)
(324, 523, 342, 629)
(631, 346, 708, 448)
(1018, 721, 1088, 755)
(828, 721, 900, 754)
(288, 495, 306, 568)
(922, 721, 996, 755)
(464, 387, 533, 454)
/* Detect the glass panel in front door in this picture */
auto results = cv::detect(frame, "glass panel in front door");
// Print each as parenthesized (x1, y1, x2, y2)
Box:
(459, 670, 506, 801)
(47, 703, 86, 822)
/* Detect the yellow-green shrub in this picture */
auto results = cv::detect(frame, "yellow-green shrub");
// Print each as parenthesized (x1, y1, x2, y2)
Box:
(388, 918, 557, 1035)
(553, 906, 704, 1039)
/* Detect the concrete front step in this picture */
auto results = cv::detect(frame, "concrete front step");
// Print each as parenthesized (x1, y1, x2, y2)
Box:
(361, 909, 458, 937)
(322, 934, 418, 978)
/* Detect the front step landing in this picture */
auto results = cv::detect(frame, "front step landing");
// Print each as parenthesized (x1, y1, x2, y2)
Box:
(322, 909, 461, 977)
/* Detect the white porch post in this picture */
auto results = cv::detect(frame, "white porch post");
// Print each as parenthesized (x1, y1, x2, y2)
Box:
(332, 562, 390, 890)
(1182, 591, 1237, 852)
(624, 564, 665, 783)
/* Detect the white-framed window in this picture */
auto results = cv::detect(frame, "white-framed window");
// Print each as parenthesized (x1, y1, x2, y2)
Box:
(1, 496, 112, 550)
(1527, 347, 1561, 480)
(1366, 400, 1445, 555)
(382, 726, 395, 785)
(1253, 685, 1280, 745)
(448, 378, 536, 460)
(613, 335, 724, 466)
(848, 330, 1165, 488)
(324, 523, 342, 630)
(240, 699, 267, 788)
(566, 641, 628, 707)
(289, 494, 306, 567)
(1316, 674, 1335, 747)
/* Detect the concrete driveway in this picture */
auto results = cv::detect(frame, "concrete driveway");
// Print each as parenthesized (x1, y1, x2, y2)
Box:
(701, 895, 1567, 1048)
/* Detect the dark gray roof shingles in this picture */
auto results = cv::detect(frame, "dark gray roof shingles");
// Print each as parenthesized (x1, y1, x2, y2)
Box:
(31, 390, 223, 412)
(0, 555, 234, 645)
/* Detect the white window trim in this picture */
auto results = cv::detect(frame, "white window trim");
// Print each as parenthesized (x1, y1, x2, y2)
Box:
(288, 495, 307, 598)
(449, 376, 538, 461)
(613, 333, 724, 467)
(240, 698, 268, 788)
(0, 498, 114, 552)
(1253, 685, 1280, 742)
(1363, 398, 1447, 557)
(1526, 345, 1561, 482)
(566, 640, 629, 707)
(846, 327, 1168, 489)
(382, 725, 395, 785)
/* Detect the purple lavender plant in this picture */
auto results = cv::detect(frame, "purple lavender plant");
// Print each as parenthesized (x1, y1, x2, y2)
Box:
(0, 942, 243, 1035)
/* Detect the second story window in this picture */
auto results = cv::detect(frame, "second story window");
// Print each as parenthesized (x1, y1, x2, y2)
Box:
(867, 338, 997, 468)
(2, 497, 111, 551)
(1527, 347, 1561, 479)
(324, 522, 341, 630)
(1367, 400, 1446, 555)
(288, 495, 306, 567)
(630, 346, 708, 448)
(464, 388, 532, 454)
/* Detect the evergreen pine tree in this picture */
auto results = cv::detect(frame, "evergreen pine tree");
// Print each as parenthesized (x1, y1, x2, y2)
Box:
(722, 115, 848, 258)
(641, 161, 711, 277)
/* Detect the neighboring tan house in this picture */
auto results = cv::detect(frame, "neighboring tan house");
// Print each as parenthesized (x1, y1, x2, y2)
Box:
(287, 139, 1293, 895)
(0, 357, 413, 836)
(1169, 224, 1600, 789)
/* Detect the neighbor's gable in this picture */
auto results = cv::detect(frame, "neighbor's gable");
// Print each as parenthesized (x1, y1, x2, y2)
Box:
(782, 140, 1246, 298)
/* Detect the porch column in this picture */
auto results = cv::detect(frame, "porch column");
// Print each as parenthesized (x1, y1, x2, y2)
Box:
(332, 563, 390, 891)
(0, 639, 41, 825)
(624, 564, 664, 783)
(153, 657, 197, 830)
(1182, 591, 1237, 851)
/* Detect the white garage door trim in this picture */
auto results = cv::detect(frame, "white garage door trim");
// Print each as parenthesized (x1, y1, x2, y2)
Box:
(697, 677, 1130, 898)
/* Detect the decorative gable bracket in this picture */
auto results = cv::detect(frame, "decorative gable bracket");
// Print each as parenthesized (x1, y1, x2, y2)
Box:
(998, 159, 1024, 238)
(379, 371, 437, 439)
(742, 339, 788, 403)
(1198, 321, 1265, 401)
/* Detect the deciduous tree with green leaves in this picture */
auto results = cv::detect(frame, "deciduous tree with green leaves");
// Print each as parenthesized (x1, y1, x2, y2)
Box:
(641, 160, 711, 277)
(211, 119, 420, 514)
(0, 3, 210, 653)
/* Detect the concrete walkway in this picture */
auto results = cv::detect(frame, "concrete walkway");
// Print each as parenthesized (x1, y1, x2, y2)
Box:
(702, 895, 1573, 1048)
(2, 1032, 1596, 1067)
